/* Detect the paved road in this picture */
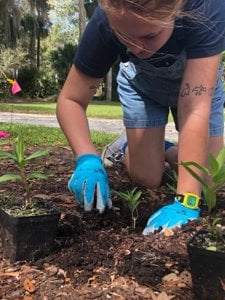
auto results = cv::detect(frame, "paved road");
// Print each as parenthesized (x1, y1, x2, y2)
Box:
(0, 111, 178, 141)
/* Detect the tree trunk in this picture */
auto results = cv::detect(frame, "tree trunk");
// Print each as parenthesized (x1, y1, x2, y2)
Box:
(106, 68, 112, 101)
(79, 0, 86, 41)
(36, 34, 40, 68)
(29, 31, 36, 67)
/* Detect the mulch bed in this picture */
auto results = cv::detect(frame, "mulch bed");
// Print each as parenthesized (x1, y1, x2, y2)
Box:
(0, 145, 225, 300)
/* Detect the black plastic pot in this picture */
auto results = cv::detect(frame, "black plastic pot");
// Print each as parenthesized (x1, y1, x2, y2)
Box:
(187, 230, 225, 300)
(0, 206, 60, 262)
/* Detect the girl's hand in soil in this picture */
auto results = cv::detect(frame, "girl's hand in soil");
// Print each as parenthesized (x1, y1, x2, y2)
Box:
(142, 198, 200, 235)
(68, 154, 112, 213)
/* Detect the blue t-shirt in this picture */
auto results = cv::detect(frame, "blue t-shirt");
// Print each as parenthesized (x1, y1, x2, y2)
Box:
(74, 0, 225, 78)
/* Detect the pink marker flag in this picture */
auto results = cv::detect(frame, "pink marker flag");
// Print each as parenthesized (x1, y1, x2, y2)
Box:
(0, 131, 10, 138)
(11, 80, 22, 95)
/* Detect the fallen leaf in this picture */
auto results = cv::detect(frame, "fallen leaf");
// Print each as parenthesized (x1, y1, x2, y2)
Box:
(23, 278, 36, 293)
(64, 277, 71, 283)
(163, 228, 174, 237)
(44, 264, 58, 276)
(88, 275, 98, 284)
(24, 296, 33, 300)
(179, 270, 192, 287)
(149, 290, 157, 300)
(162, 273, 179, 284)
(0, 271, 21, 277)
(165, 261, 174, 268)
(157, 292, 170, 300)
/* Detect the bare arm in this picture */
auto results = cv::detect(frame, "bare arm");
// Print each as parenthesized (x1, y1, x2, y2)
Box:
(56, 65, 103, 156)
(177, 54, 222, 196)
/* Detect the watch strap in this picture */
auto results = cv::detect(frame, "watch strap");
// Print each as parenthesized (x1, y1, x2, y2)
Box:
(176, 193, 201, 209)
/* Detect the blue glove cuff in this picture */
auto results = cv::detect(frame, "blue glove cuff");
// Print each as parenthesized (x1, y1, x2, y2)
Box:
(76, 153, 102, 165)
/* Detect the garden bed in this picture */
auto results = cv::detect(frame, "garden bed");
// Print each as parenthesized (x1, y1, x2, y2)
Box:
(1, 146, 225, 300)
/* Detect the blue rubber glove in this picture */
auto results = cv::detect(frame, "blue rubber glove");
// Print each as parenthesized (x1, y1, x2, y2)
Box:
(68, 153, 112, 213)
(143, 198, 200, 235)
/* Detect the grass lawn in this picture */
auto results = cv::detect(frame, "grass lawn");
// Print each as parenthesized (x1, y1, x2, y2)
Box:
(0, 100, 179, 122)
(0, 123, 118, 149)
(0, 100, 123, 119)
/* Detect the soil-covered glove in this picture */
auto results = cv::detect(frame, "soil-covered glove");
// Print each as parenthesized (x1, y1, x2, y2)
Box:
(143, 197, 200, 235)
(68, 154, 112, 213)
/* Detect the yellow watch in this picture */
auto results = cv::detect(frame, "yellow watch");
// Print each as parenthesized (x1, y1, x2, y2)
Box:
(176, 193, 201, 209)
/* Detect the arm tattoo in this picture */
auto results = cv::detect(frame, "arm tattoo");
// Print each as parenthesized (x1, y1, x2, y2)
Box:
(180, 82, 215, 98)
(180, 83, 190, 97)
(192, 85, 206, 96)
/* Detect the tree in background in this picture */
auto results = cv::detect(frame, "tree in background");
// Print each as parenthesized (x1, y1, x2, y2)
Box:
(50, 43, 77, 86)
(47, 0, 79, 46)
(20, 0, 51, 68)
(0, 0, 119, 100)
(0, 0, 21, 49)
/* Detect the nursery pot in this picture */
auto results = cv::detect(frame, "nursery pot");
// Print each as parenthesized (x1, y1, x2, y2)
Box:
(0, 205, 60, 262)
(187, 230, 225, 300)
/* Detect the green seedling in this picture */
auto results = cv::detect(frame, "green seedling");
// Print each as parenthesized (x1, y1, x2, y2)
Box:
(206, 217, 225, 251)
(0, 133, 49, 209)
(114, 187, 142, 230)
(181, 147, 225, 213)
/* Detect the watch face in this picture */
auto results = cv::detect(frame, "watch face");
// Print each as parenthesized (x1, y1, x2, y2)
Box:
(187, 195, 197, 206)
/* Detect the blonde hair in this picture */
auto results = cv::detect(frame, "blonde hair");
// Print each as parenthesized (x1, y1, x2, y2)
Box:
(99, 0, 189, 25)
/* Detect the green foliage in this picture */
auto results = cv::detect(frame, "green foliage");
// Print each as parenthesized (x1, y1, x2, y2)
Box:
(206, 217, 225, 251)
(0, 46, 27, 96)
(0, 0, 20, 48)
(18, 67, 39, 97)
(181, 148, 225, 212)
(0, 133, 49, 208)
(0, 123, 117, 150)
(222, 51, 225, 62)
(207, 217, 222, 232)
(17, 67, 58, 98)
(50, 43, 77, 86)
(49, 0, 79, 43)
(114, 187, 142, 229)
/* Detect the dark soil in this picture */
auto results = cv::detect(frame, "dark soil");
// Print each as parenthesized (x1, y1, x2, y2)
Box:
(0, 145, 225, 300)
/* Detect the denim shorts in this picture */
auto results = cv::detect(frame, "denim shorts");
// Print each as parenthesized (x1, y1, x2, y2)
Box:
(117, 51, 225, 137)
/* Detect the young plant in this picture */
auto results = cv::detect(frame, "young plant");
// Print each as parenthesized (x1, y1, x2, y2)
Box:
(0, 133, 49, 209)
(114, 187, 142, 230)
(206, 217, 225, 251)
(181, 147, 225, 213)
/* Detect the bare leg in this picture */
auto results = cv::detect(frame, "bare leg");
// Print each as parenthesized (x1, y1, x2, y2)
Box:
(124, 127, 166, 189)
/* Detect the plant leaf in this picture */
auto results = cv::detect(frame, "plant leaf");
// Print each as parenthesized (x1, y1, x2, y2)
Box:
(27, 172, 48, 180)
(132, 190, 142, 202)
(166, 183, 177, 193)
(14, 133, 25, 164)
(25, 149, 49, 161)
(213, 165, 225, 185)
(208, 153, 219, 173)
(203, 186, 216, 212)
(216, 147, 225, 169)
(0, 174, 22, 183)
(0, 150, 16, 160)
